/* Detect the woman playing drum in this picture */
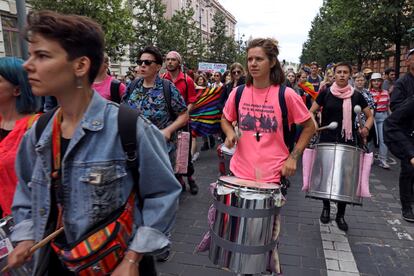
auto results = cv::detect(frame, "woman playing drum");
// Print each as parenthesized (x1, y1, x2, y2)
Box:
(221, 38, 315, 274)
(309, 62, 374, 231)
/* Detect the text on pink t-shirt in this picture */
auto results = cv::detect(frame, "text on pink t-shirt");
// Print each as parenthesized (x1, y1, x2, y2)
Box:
(223, 85, 311, 183)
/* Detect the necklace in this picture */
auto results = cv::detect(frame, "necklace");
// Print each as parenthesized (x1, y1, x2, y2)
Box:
(251, 85, 272, 142)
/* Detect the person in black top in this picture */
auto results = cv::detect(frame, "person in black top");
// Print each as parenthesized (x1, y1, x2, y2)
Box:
(389, 48, 414, 222)
(384, 95, 414, 187)
(309, 62, 374, 231)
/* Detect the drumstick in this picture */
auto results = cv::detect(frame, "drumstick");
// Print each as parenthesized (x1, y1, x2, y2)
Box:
(1, 227, 64, 273)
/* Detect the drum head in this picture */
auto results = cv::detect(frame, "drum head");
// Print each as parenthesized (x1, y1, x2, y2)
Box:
(219, 176, 280, 190)
(220, 143, 236, 155)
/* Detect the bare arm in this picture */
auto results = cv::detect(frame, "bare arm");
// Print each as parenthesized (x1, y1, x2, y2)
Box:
(281, 117, 316, 177)
(221, 115, 237, 148)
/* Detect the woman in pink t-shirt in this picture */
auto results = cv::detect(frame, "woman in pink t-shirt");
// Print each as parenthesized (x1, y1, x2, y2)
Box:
(221, 38, 315, 275)
(222, 38, 315, 184)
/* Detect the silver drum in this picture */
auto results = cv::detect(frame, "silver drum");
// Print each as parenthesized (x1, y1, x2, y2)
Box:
(307, 143, 364, 205)
(209, 176, 282, 274)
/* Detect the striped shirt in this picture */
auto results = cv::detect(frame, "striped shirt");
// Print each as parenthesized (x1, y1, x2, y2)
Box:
(370, 89, 390, 112)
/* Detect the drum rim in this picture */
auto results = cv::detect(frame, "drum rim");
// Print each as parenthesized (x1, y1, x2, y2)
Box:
(218, 176, 280, 192)
(315, 142, 364, 152)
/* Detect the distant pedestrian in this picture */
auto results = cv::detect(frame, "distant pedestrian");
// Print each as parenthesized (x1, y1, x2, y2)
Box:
(219, 62, 246, 111)
(369, 73, 391, 169)
(307, 61, 323, 92)
(92, 52, 126, 103)
(382, 68, 396, 93)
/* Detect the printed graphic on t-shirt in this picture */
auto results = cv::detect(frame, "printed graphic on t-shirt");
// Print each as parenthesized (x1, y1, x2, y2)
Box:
(239, 102, 278, 133)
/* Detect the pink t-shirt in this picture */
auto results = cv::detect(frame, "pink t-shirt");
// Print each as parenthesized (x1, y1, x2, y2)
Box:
(92, 75, 126, 101)
(223, 85, 311, 183)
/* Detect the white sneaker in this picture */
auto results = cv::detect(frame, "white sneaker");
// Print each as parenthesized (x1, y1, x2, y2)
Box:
(378, 160, 390, 169)
(192, 152, 200, 163)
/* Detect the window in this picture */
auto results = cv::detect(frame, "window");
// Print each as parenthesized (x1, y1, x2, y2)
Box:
(1, 15, 22, 58)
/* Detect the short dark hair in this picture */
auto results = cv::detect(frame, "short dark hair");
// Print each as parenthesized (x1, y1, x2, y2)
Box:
(333, 62, 352, 73)
(246, 38, 285, 86)
(138, 46, 163, 65)
(25, 10, 105, 85)
(384, 68, 395, 75)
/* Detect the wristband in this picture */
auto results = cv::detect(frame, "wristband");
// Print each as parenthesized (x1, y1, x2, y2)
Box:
(124, 257, 139, 267)
(363, 126, 370, 131)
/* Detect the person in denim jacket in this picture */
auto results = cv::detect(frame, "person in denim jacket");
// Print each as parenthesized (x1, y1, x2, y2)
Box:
(7, 11, 181, 275)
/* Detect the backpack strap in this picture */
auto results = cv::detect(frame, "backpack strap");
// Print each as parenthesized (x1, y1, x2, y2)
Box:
(278, 85, 290, 150)
(235, 84, 245, 124)
(118, 104, 143, 210)
(35, 107, 59, 142)
(183, 73, 188, 103)
(162, 79, 177, 121)
(110, 79, 122, 103)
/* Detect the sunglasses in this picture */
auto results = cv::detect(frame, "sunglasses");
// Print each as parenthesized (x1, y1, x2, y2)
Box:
(232, 70, 242, 75)
(137, 59, 157, 66)
(214, 74, 220, 77)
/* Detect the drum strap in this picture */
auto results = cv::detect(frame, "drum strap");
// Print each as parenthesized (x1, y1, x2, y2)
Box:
(210, 229, 277, 254)
(213, 200, 280, 218)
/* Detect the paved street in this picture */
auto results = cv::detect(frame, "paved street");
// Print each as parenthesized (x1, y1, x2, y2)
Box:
(157, 146, 414, 276)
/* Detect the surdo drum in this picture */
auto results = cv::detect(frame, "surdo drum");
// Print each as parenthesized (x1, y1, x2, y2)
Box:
(209, 176, 283, 274)
(307, 143, 364, 205)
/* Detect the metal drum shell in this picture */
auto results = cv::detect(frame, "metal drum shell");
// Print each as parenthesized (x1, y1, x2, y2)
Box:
(307, 143, 364, 205)
(209, 177, 280, 274)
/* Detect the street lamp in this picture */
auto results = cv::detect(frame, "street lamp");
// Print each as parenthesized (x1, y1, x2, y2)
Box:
(198, 0, 211, 45)
(16, 0, 28, 59)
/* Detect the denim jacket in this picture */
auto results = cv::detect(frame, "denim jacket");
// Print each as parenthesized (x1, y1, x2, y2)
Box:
(11, 92, 181, 272)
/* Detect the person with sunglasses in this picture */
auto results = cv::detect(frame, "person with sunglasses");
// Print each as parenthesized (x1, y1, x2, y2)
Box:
(219, 63, 246, 110)
(211, 71, 223, 89)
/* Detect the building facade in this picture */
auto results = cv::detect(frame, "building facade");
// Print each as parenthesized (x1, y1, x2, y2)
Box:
(0, 0, 23, 58)
(163, 0, 236, 41)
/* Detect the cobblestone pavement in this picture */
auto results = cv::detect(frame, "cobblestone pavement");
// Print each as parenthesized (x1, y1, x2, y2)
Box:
(157, 147, 414, 276)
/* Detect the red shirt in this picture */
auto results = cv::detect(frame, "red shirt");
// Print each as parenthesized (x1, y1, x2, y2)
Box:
(0, 115, 39, 216)
(370, 89, 390, 112)
(163, 71, 197, 105)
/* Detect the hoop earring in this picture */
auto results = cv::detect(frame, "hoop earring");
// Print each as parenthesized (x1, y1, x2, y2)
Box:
(76, 77, 83, 89)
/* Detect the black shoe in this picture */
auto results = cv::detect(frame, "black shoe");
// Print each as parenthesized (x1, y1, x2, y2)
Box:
(335, 216, 348, 231)
(156, 249, 170, 262)
(320, 208, 330, 224)
(209, 136, 216, 149)
(402, 209, 414, 222)
(200, 142, 209, 151)
(188, 178, 199, 195)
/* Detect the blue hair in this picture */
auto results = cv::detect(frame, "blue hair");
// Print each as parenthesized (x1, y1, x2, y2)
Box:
(0, 57, 40, 114)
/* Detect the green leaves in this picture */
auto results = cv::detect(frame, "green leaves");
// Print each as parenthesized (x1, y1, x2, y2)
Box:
(30, 0, 134, 61)
(301, 0, 413, 72)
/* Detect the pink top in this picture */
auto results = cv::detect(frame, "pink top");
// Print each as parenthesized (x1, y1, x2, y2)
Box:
(223, 85, 311, 183)
(92, 75, 126, 101)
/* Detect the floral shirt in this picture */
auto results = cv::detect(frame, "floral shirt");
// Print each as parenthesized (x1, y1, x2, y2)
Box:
(124, 76, 187, 155)
(355, 88, 376, 127)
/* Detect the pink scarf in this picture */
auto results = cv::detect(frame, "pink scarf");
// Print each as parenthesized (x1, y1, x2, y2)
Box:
(330, 82, 354, 141)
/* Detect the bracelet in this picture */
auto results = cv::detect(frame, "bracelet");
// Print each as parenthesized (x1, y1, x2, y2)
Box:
(124, 257, 139, 267)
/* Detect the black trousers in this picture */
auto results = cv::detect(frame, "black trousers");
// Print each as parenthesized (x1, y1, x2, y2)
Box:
(323, 200, 346, 217)
(399, 161, 414, 209)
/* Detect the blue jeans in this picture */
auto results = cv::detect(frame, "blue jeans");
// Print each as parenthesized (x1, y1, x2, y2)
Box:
(374, 112, 389, 162)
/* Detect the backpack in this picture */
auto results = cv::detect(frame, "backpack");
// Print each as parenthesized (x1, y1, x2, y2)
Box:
(235, 84, 296, 152)
(34, 104, 142, 208)
(126, 78, 177, 121)
(110, 79, 122, 103)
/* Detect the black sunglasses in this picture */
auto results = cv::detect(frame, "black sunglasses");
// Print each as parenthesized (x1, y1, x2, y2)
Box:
(137, 59, 157, 66)
(232, 70, 242, 75)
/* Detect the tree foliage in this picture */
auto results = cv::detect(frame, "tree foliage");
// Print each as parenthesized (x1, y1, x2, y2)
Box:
(301, 0, 414, 73)
(130, 0, 167, 61)
(29, 0, 134, 61)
